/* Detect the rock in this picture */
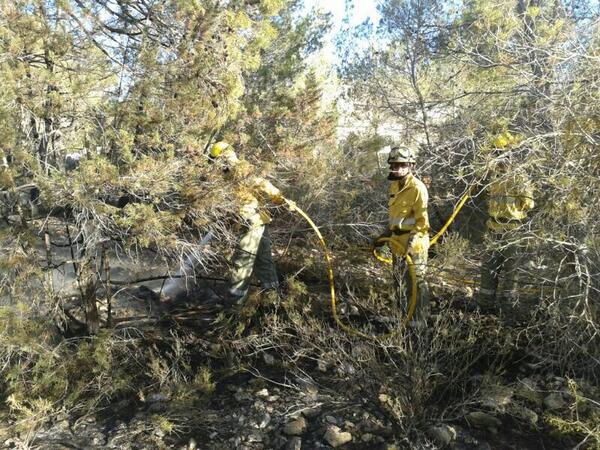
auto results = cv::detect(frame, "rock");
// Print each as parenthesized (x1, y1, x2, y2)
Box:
(465, 411, 502, 430)
(324, 425, 352, 448)
(258, 413, 271, 429)
(318, 359, 329, 372)
(235, 390, 251, 402)
(361, 433, 374, 443)
(287, 437, 302, 450)
(147, 402, 167, 413)
(325, 415, 338, 425)
(247, 432, 263, 443)
(54, 418, 70, 432)
(510, 404, 538, 425)
(263, 353, 275, 365)
(480, 385, 513, 412)
(514, 378, 543, 405)
(187, 437, 197, 449)
(303, 384, 319, 401)
(283, 417, 307, 436)
(427, 424, 457, 446)
(543, 393, 567, 411)
(303, 405, 322, 418)
(256, 388, 270, 398)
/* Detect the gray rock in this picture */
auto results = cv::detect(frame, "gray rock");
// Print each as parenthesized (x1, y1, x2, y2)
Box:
(480, 385, 513, 412)
(465, 411, 502, 430)
(247, 432, 263, 443)
(318, 359, 330, 372)
(54, 418, 70, 431)
(235, 390, 251, 402)
(427, 424, 457, 446)
(302, 405, 322, 418)
(287, 437, 302, 450)
(256, 388, 270, 398)
(146, 393, 168, 403)
(325, 415, 338, 424)
(263, 353, 275, 365)
(514, 378, 543, 405)
(258, 413, 271, 429)
(303, 385, 319, 401)
(147, 402, 167, 413)
(544, 393, 567, 411)
(510, 404, 538, 425)
(283, 417, 307, 436)
(324, 425, 352, 448)
(361, 433, 374, 443)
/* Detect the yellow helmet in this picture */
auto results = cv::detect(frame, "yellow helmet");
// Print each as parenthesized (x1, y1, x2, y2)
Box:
(387, 146, 416, 164)
(210, 141, 230, 158)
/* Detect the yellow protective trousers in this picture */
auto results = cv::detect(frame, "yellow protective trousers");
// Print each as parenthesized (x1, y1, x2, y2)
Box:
(229, 225, 279, 298)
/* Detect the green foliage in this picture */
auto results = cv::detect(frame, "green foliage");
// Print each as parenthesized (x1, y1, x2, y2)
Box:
(545, 379, 600, 449)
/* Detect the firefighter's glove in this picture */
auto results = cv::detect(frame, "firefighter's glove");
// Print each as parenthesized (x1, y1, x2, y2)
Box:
(373, 236, 387, 248)
(271, 194, 285, 205)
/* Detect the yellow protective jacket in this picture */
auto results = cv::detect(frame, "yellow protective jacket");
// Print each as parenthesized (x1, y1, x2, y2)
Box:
(486, 172, 534, 231)
(221, 148, 282, 227)
(236, 176, 281, 227)
(387, 174, 430, 255)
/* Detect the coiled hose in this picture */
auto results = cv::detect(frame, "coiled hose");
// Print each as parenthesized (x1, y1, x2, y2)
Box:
(284, 188, 471, 339)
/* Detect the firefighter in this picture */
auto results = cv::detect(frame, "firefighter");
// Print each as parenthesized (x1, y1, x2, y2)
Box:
(376, 146, 431, 326)
(210, 141, 284, 305)
(478, 132, 535, 315)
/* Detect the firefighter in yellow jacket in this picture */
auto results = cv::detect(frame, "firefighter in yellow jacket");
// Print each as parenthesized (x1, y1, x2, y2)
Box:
(478, 133, 535, 314)
(376, 146, 431, 324)
(210, 142, 284, 304)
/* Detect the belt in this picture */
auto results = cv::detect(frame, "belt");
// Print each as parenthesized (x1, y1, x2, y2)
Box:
(491, 217, 522, 225)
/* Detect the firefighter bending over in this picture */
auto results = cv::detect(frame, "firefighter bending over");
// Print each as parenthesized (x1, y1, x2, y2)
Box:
(210, 141, 284, 305)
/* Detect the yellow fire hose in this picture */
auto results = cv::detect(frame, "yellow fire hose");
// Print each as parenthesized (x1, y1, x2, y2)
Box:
(283, 188, 472, 339)
(284, 198, 415, 339)
(372, 189, 473, 313)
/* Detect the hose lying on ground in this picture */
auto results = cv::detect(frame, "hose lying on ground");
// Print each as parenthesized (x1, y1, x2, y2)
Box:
(283, 198, 416, 340)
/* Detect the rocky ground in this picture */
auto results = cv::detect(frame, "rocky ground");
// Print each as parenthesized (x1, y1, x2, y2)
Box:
(1, 235, 598, 449)
(6, 289, 596, 450)
(7, 361, 593, 449)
